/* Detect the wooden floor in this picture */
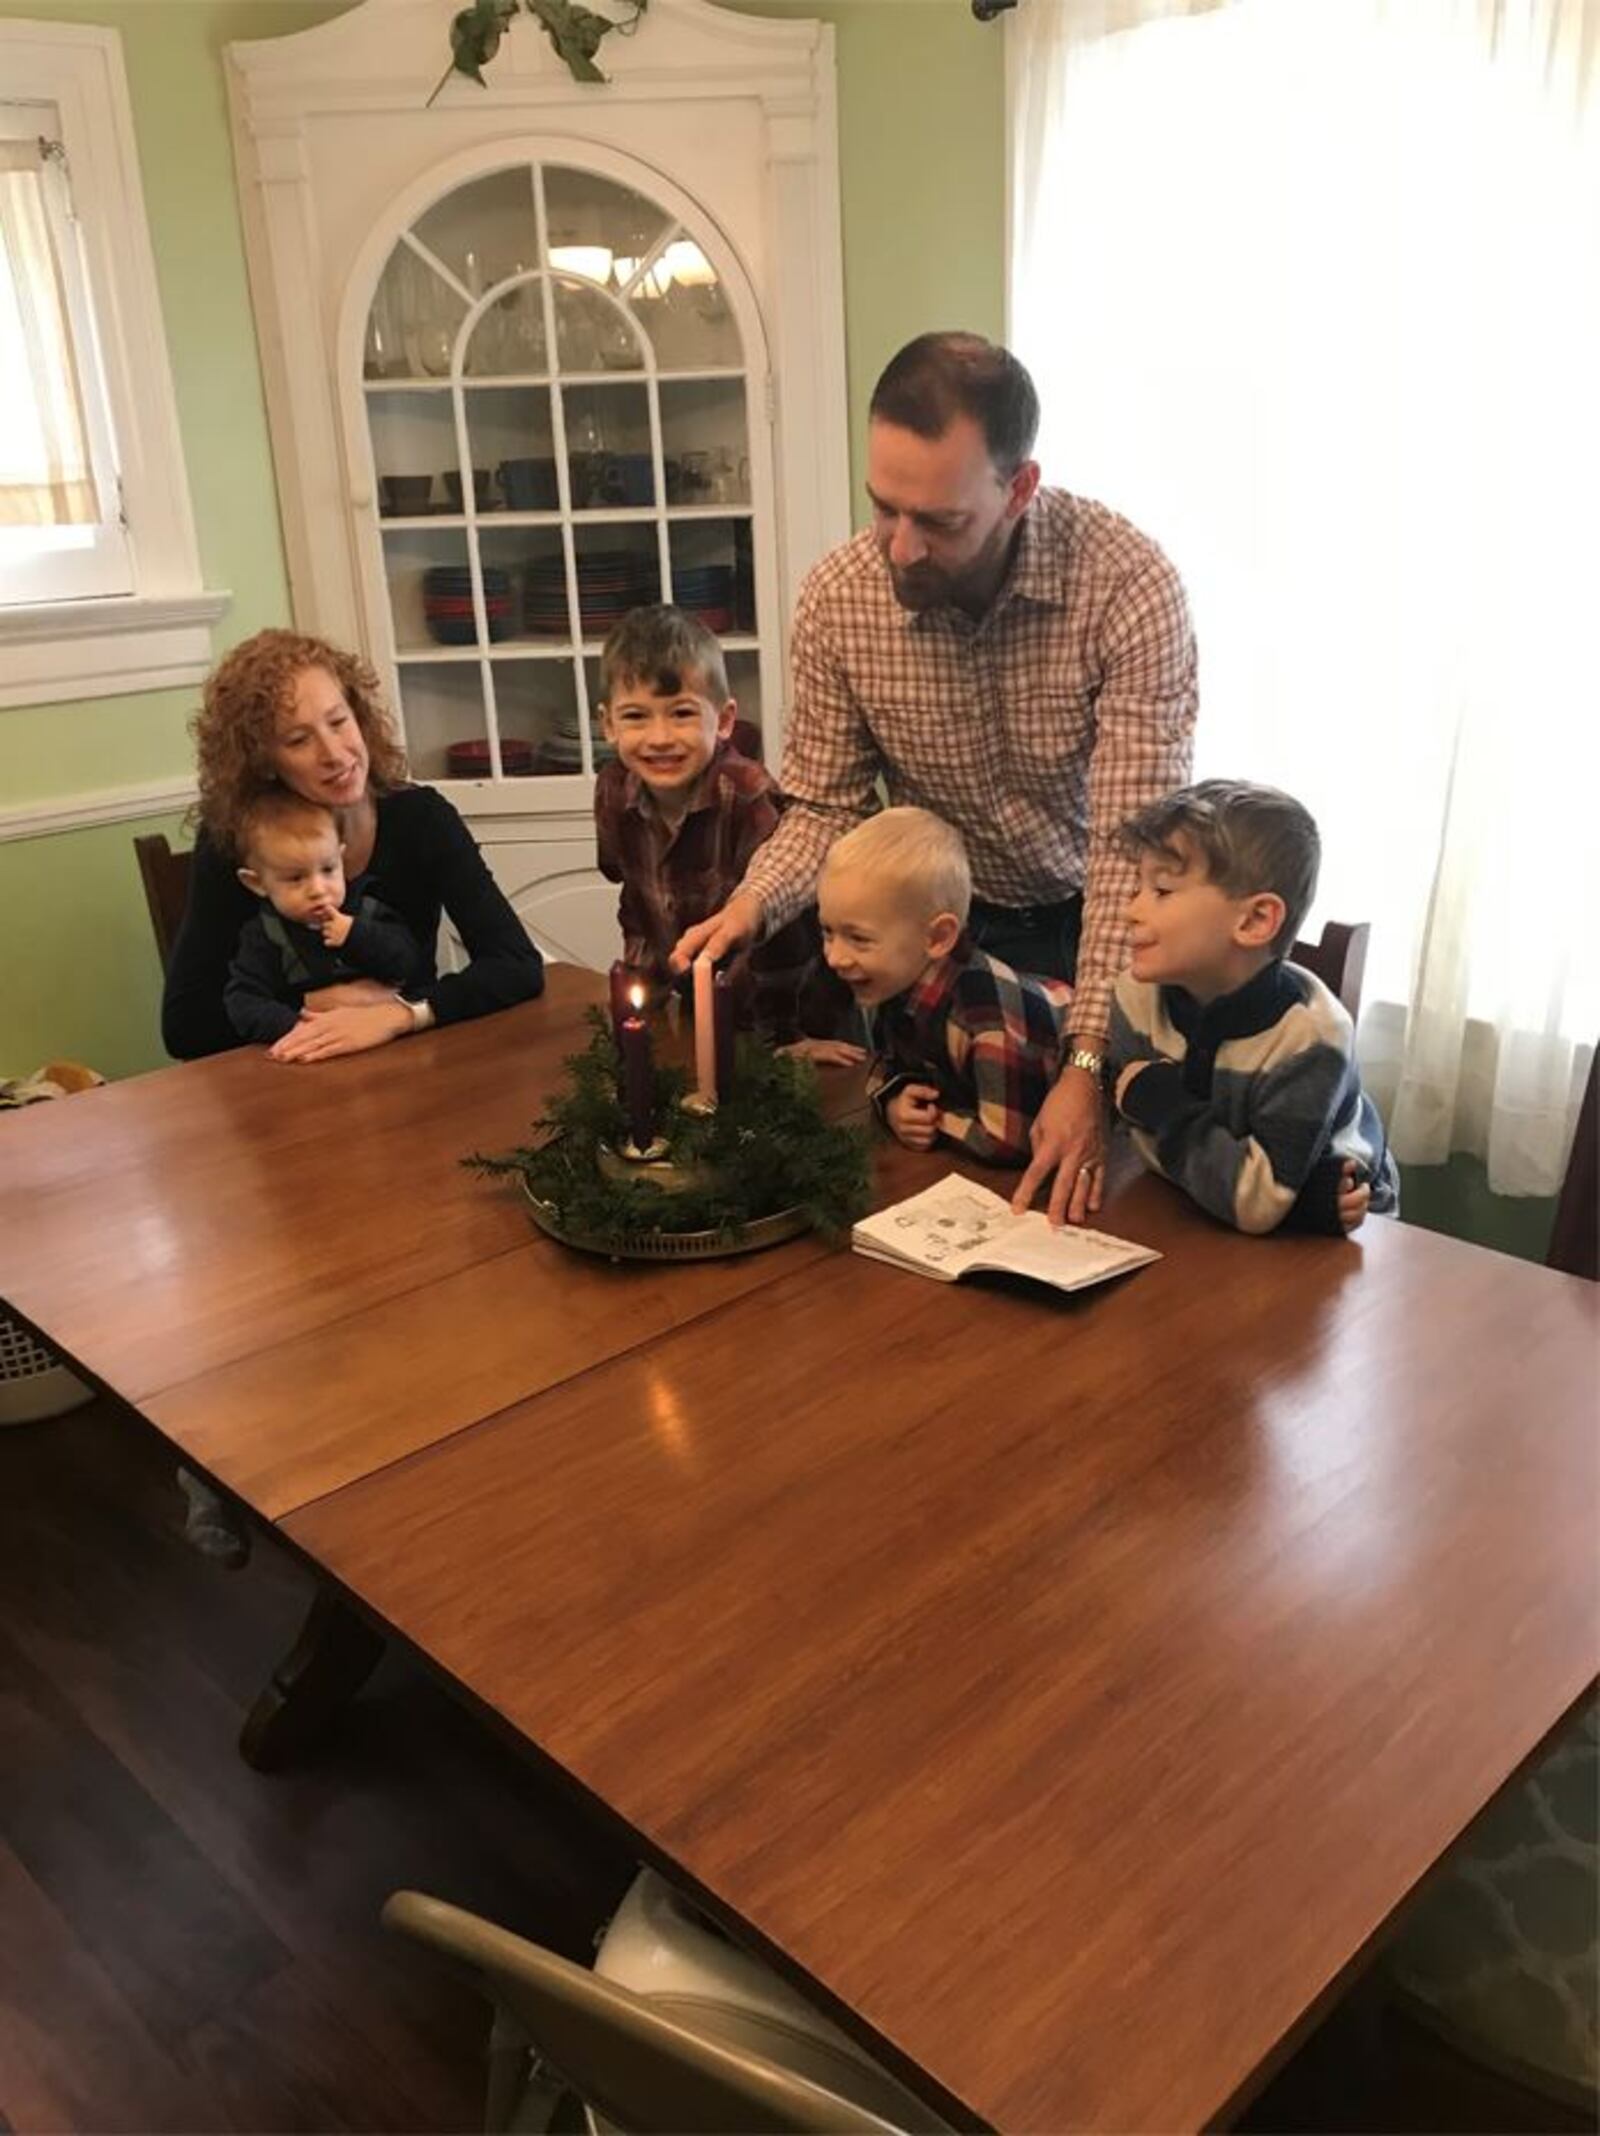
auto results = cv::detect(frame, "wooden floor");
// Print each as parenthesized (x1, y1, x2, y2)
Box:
(0, 1397, 1587, 2134)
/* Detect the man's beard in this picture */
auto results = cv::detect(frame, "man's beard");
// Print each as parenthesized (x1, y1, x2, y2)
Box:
(886, 519, 1016, 614)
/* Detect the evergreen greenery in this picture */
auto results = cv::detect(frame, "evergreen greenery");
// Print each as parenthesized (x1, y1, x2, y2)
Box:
(467, 1010, 871, 1251)
(428, 0, 647, 102)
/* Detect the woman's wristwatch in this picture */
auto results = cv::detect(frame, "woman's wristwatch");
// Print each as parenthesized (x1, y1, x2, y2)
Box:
(403, 996, 436, 1033)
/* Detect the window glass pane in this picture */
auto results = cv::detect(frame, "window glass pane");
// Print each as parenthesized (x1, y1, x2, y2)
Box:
(0, 136, 95, 527)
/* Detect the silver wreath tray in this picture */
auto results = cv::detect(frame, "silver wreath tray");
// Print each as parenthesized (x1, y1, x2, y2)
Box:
(521, 1177, 812, 1261)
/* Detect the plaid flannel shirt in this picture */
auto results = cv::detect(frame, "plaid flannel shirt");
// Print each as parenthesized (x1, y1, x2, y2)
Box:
(594, 741, 821, 1038)
(742, 487, 1198, 1043)
(868, 941, 1074, 1166)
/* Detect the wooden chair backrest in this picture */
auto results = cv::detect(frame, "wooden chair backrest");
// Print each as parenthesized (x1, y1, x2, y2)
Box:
(1547, 1046, 1597, 1280)
(134, 834, 193, 976)
(1291, 920, 1370, 1024)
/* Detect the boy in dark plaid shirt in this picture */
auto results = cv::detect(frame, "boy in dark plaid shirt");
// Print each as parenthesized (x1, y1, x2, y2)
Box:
(595, 607, 855, 1051)
(818, 807, 1072, 1164)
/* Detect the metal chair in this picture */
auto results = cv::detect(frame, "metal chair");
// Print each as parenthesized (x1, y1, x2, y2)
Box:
(1290, 919, 1370, 1023)
(383, 1880, 943, 2135)
(133, 832, 193, 974)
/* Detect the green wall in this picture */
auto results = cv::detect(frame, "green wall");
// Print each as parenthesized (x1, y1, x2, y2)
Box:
(734, 0, 1008, 507)
(0, 0, 347, 1081)
(0, 0, 1004, 1083)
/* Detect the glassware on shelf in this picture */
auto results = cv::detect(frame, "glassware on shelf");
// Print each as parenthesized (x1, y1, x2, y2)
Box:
(462, 251, 496, 376)
(363, 276, 405, 379)
(495, 266, 545, 376)
(595, 270, 642, 370)
(396, 249, 459, 377)
(567, 401, 608, 509)
(414, 318, 454, 378)
(706, 448, 750, 505)
(554, 280, 602, 373)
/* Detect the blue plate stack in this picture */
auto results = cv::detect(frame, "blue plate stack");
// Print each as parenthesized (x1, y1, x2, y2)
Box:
(672, 562, 735, 634)
(423, 565, 514, 646)
(524, 550, 660, 639)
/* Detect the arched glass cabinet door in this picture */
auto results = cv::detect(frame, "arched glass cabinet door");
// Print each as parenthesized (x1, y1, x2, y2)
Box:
(358, 159, 762, 788)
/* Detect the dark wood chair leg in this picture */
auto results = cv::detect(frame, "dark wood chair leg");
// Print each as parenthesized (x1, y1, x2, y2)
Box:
(239, 1587, 385, 1772)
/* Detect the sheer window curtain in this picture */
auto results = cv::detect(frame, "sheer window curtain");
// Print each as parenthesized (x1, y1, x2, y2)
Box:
(1008, 0, 1598, 1194)
(0, 137, 96, 528)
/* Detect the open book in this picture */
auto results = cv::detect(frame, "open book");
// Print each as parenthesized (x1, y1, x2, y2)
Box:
(852, 1174, 1161, 1292)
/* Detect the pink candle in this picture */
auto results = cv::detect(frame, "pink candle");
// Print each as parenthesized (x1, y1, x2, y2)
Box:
(619, 983, 654, 1152)
(713, 966, 736, 1099)
(693, 951, 717, 1104)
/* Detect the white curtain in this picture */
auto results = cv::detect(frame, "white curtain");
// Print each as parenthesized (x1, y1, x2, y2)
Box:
(1009, 0, 1598, 1194)
(0, 137, 96, 528)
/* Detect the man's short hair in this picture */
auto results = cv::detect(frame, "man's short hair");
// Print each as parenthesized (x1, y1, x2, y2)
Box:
(599, 604, 729, 706)
(822, 806, 973, 926)
(237, 788, 338, 865)
(868, 333, 1040, 476)
(1118, 780, 1320, 954)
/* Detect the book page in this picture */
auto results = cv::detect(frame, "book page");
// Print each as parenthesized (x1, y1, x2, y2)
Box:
(853, 1177, 1015, 1275)
(981, 1220, 1159, 1289)
(853, 1174, 1159, 1290)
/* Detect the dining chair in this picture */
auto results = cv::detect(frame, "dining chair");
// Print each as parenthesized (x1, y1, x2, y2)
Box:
(1546, 1043, 1597, 1280)
(1290, 919, 1370, 1023)
(383, 1876, 944, 2135)
(133, 832, 193, 975)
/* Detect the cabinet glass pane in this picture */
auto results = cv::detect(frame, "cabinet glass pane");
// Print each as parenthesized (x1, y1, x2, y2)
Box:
(667, 518, 753, 635)
(370, 391, 456, 519)
(494, 659, 585, 778)
(659, 378, 749, 506)
(544, 167, 670, 285)
(384, 527, 484, 653)
(635, 241, 742, 371)
(563, 382, 653, 510)
(467, 275, 546, 379)
(479, 524, 565, 647)
(396, 661, 488, 782)
(412, 168, 539, 295)
(552, 277, 645, 375)
(366, 243, 465, 380)
(463, 386, 555, 516)
(570, 525, 661, 641)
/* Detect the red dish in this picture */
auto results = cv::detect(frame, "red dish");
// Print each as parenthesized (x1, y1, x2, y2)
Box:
(445, 737, 536, 777)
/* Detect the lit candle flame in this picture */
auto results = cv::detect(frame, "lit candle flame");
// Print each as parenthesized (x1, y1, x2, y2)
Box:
(628, 983, 646, 1012)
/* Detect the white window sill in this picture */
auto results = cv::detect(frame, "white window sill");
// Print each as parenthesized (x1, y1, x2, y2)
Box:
(0, 590, 232, 708)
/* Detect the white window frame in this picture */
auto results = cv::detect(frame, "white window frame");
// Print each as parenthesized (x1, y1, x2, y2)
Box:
(0, 20, 228, 707)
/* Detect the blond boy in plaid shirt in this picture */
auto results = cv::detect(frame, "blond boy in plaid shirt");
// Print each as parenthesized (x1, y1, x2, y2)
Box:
(819, 809, 1071, 1166)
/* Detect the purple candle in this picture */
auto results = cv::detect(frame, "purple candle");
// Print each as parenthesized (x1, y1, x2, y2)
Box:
(609, 960, 634, 1047)
(713, 966, 736, 1100)
(619, 984, 655, 1153)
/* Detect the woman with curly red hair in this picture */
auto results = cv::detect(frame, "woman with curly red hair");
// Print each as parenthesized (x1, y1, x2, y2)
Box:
(162, 629, 543, 1060)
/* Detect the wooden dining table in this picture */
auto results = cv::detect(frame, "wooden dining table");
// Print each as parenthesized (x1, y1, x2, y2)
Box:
(2, 963, 1595, 2132)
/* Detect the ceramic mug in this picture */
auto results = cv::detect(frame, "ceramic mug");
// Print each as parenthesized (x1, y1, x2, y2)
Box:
(499, 457, 559, 510)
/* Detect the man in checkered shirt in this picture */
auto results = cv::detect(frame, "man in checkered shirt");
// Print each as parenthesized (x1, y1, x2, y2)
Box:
(675, 332, 1197, 1224)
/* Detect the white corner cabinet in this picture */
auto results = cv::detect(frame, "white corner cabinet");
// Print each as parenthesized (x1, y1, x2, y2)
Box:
(226, 0, 848, 964)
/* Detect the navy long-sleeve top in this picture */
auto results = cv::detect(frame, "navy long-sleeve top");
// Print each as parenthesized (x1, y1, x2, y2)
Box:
(162, 784, 544, 1060)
